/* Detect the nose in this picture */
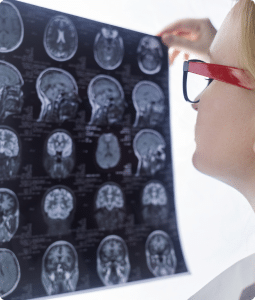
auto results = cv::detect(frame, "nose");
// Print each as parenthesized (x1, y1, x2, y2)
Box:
(191, 102, 199, 111)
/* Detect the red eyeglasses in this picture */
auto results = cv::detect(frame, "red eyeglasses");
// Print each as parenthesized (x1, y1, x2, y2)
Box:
(183, 59, 255, 103)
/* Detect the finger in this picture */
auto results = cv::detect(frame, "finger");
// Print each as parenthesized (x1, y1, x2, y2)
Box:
(162, 34, 201, 53)
(184, 53, 190, 60)
(169, 49, 180, 65)
(177, 31, 199, 41)
(157, 18, 202, 37)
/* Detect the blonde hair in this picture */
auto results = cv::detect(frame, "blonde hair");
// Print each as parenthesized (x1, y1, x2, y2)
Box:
(239, 0, 255, 81)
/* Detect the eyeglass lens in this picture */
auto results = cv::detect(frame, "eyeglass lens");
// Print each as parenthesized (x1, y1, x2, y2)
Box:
(186, 72, 213, 103)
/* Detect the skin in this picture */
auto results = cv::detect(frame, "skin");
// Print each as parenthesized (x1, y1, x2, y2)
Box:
(191, 0, 255, 210)
(157, 18, 217, 65)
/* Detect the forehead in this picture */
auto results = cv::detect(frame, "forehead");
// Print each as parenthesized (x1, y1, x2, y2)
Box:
(209, 0, 243, 67)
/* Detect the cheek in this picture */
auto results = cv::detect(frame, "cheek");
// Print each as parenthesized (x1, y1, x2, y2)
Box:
(193, 85, 255, 175)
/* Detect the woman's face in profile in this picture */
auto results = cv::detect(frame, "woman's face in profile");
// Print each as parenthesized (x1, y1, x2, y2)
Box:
(192, 0, 255, 185)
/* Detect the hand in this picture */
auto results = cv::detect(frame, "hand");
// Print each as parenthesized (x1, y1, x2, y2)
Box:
(157, 18, 217, 65)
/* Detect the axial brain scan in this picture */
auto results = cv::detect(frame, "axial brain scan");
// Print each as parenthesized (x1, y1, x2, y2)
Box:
(94, 182, 125, 230)
(142, 181, 168, 226)
(0, 248, 20, 298)
(145, 230, 177, 277)
(94, 27, 124, 70)
(0, 1, 24, 53)
(133, 81, 165, 128)
(36, 68, 81, 123)
(97, 235, 130, 286)
(0, 61, 24, 122)
(0, 188, 19, 243)
(137, 36, 163, 74)
(88, 75, 126, 126)
(133, 129, 166, 176)
(44, 130, 75, 179)
(44, 187, 74, 220)
(42, 241, 79, 296)
(44, 15, 78, 61)
(96, 133, 121, 169)
(0, 126, 21, 180)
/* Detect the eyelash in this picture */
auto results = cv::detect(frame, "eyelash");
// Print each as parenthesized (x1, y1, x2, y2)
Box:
(205, 78, 214, 84)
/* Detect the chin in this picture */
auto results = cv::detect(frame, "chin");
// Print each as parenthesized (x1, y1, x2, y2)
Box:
(192, 151, 201, 171)
(192, 150, 233, 188)
(192, 150, 218, 178)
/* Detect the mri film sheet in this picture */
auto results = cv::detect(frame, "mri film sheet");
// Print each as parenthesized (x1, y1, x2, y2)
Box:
(0, 1, 189, 299)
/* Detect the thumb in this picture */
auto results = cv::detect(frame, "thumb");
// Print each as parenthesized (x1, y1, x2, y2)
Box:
(162, 34, 197, 52)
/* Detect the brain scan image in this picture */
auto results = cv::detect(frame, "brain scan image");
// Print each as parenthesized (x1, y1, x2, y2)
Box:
(137, 36, 163, 74)
(0, 1, 24, 53)
(141, 181, 168, 226)
(133, 81, 165, 128)
(43, 130, 75, 179)
(95, 133, 121, 170)
(44, 15, 78, 61)
(36, 68, 81, 123)
(94, 182, 125, 230)
(88, 75, 126, 126)
(0, 248, 20, 298)
(0, 61, 24, 122)
(133, 129, 166, 176)
(0, 188, 19, 243)
(145, 231, 177, 277)
(0, 126, 21, 180)
(97, 235, 130, 286)
(94, 27, 124, 70)
(42, 241, 79, 296)
(42, 186, 75, 236)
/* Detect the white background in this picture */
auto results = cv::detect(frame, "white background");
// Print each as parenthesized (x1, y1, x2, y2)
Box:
(11, 0, 255, 299)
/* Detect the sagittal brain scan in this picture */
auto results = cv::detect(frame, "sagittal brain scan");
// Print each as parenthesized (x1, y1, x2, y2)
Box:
(43, 186, 75, 236)
(94, 182, 125, 230)
(133, 129, 166, 176)
(42, 241, 79, 296)
(94, 27, 124, 70)
(0, 126, 21, 180)
(133, 81, 165, 128)
(97, 235, 130, 286)
(95, 133, 121, 169)
(44, 15, 78, 61)
(0, 248, 20, 298)
(43, 130, 75, 179)
(36, 68, 81, 123)
(145, 231, 177, 277)
(88, 75, 126, 126)
(0, 1, 24, 53)
(137, 36, 163, 75)
(0, 60, 24, 122)
(0, 188, 19, 243)
(141, 181, 168, 226)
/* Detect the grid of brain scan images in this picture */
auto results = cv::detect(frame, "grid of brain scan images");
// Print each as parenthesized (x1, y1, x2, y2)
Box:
(0, 0, 189, 299)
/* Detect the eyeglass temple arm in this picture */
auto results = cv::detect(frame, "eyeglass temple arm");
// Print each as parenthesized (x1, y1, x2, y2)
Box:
(187, 61, 255, 90)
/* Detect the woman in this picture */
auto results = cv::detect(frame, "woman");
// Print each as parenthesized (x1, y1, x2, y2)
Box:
(158, 0, 255, 299)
